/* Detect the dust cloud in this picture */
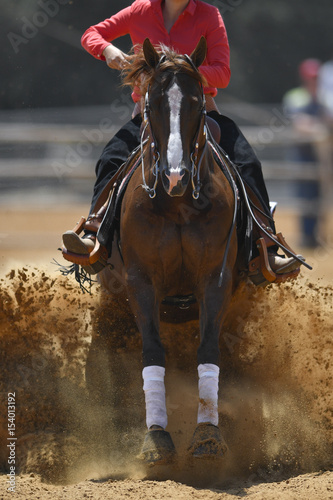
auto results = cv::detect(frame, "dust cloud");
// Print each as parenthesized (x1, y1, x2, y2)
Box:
(0, 266, 332, 488)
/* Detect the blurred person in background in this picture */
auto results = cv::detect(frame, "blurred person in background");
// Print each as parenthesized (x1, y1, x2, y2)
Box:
(318, 55, 333, 223)
(282, 59, 324, 248)
(318, 54, 333, 126)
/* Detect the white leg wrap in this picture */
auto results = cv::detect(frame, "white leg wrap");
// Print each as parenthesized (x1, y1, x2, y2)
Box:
(197, 363, 220, 427)
(142, 365, 167, 430)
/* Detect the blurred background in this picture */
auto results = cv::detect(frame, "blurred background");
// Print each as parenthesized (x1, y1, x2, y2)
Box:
(1, 0, 333, 272)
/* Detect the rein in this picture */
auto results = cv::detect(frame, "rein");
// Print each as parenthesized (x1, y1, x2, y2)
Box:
(207, 135, 239, 287)
(208, 136, 313, 272)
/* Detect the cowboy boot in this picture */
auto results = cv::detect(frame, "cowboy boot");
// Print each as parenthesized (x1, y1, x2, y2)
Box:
(246, 196, 305, 285)
(268, 252, 302, 274)
(62, 205, 108, 274)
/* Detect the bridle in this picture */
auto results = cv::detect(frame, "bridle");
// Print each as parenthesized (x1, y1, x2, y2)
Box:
(140, 53, 208, 200)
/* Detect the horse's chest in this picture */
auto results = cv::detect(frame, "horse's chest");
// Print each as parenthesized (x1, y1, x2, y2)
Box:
(158, 220, 220, 274)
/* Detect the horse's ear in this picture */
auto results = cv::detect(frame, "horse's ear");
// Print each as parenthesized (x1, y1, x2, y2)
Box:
(143, 38, 160, 69)
(190, 36, 207, 68)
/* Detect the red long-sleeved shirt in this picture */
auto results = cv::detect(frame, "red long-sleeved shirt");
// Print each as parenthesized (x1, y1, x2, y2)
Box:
(81, 0, 231, 102)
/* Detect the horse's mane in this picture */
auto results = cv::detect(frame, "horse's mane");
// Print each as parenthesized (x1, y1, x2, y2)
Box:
(122, 43, 207, 97)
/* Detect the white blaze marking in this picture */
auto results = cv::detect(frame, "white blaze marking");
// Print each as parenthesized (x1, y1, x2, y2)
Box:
(166, 81, 183, 188)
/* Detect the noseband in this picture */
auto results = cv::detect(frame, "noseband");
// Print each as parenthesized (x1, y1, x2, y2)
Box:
(140, 54, 207, 199)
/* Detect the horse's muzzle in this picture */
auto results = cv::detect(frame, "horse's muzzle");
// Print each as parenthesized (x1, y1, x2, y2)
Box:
(161, 164, 190, 197)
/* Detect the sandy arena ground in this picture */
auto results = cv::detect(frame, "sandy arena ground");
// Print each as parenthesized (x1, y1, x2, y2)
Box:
(0, 206, 332, 499)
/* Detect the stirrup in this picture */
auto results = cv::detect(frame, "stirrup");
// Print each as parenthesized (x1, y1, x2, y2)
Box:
(62, 216, 108, 274)
(248, 232, 301, 286)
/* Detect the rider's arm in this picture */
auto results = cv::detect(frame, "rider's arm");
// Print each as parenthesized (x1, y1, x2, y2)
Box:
(198, 6, 231, 91)
(81, 2, 230, 90)
(81, 6, 132, 61)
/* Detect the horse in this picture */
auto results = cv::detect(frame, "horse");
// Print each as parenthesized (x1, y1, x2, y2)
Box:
(109, 37, 240, 464)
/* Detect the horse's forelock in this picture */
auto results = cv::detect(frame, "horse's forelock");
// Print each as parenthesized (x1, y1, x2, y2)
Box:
(122, 44, 206, 96)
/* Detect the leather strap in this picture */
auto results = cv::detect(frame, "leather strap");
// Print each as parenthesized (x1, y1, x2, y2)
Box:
(91, 142, 143, 214)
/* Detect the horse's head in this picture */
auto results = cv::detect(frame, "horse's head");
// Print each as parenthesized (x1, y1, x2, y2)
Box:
(141, 37, 207, 197)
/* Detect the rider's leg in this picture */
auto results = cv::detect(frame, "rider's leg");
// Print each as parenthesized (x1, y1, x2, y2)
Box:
(207, 110, 301, 275)
(62, 115, 142, 258)
(90, 114, 142, 214)
(207, 111, 272, 223)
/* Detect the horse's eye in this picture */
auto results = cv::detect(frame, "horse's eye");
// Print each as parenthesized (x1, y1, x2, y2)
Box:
(185, 96, 202, 111)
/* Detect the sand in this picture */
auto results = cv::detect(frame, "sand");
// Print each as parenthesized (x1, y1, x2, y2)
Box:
(0, 206, 332, 499)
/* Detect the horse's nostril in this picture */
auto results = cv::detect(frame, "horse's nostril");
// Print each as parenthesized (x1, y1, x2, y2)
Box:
(160, 165, 190, 197)
(182, 170, 190, 181)
(162, 171, 170, 187)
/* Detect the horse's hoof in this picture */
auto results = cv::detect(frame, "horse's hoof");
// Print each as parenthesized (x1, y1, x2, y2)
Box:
(138, 428, 176, 466)
(188, 423, 228, 459)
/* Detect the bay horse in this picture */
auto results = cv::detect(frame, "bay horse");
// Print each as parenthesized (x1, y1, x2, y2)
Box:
(118, 37, 239, 464)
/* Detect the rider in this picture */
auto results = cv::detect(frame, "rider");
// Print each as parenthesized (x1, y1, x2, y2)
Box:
(62, 0, 301, 278)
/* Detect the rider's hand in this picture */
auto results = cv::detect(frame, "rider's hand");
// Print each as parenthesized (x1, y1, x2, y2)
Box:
(103, 44, 129, 70)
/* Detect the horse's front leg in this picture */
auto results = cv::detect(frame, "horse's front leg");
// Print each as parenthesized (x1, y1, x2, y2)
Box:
(189, 275, 232, 460)
(125, 275, 176, 465)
